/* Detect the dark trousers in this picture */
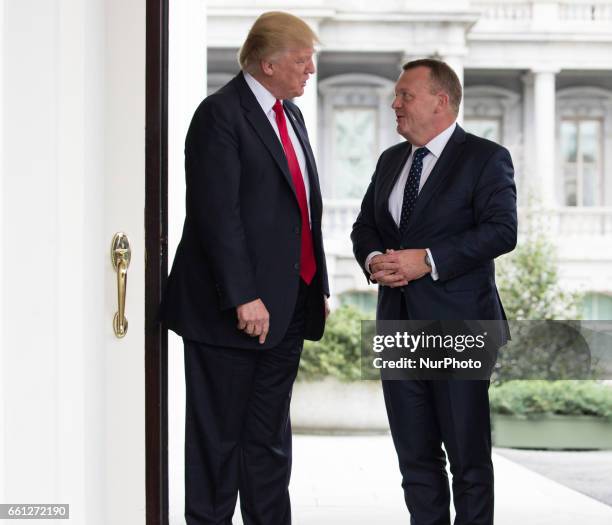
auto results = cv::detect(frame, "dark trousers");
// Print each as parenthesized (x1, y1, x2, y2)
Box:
(382, 379, 494, 525)
(183, 282, 308, 525)
(383, 298, 494, 525)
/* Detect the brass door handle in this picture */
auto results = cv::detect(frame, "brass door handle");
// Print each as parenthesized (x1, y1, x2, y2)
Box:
(111, 232, 131, 338)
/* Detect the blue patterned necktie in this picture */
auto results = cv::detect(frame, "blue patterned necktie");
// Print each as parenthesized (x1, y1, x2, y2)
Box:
(399, 147, 430, 234)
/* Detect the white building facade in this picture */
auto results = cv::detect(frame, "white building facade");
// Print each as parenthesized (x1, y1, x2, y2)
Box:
(206, 0, 612, 318)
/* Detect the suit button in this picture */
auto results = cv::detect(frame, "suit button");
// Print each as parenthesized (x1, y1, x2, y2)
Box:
(294, 263, 300, 271)
(294, 226, 300, 235)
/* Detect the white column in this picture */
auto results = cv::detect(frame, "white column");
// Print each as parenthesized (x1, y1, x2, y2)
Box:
(168, 1, 206, 524)
(532, 67, 559, 207)
(169, 0, 206, 263)
(298, 54, 319, 158)
(0, 0, 5, 503)
(521, 72, 535, 204)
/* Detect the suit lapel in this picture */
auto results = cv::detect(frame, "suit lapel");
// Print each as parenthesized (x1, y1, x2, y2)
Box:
(235, 73, 297, 199)
(404, 125, 466, 230)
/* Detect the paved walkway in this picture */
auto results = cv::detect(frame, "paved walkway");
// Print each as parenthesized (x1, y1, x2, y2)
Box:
(231, 434, 612, 525)
(494, 448, 612, 507)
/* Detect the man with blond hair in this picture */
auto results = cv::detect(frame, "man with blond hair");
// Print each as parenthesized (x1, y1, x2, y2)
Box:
(352, 59, 517, 524)
(162, 11, 329, 525)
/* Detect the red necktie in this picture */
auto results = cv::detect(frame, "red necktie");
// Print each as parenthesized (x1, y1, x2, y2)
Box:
(272, 99, 316, 284)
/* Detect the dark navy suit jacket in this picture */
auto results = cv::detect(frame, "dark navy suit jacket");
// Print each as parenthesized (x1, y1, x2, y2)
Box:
(351, 125, 517, 342)
(162, 73, 329, 349)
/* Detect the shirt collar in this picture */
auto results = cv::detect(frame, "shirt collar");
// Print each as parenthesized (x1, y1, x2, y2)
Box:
(244, 71, 278, 115)
(420, 121, 457, 159)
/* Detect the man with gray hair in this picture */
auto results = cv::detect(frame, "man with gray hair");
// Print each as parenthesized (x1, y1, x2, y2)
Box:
(352, 59, 517, 524)
(162, 11, 329, 525)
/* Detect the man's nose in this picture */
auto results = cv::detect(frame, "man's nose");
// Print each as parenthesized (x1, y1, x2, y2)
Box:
(391, 96, 401, 109)
(307, 58, 316, 74)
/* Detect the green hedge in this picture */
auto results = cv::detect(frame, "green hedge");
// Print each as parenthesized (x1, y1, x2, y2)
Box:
(489, 380, 612, 418)
(299, 305, 364, 381)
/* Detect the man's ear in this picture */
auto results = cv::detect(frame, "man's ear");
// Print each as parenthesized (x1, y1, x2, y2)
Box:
(260, 59, 275, 77)
(435, 92, 449, 114)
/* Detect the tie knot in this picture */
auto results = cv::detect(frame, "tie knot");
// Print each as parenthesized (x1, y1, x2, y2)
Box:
(273, 99, 283, 115)
(414, 147, 429, 161)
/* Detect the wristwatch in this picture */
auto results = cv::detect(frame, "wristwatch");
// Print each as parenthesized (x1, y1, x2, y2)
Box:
(424, 251, 432, 269)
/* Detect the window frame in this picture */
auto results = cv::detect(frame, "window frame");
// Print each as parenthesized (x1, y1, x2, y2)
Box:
(319, 73, 397, 200)
(560, 116, 604, 207)
(556, 86, 612, 208)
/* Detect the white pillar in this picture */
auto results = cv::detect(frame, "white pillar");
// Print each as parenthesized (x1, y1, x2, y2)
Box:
(532, 67, 559, 207)
(521, 72, 535, 204)
(297, 54, 319, 158)
(168, 1, 206, 523)
(0, 0, 5, 503)
(169, 0, 206, 262)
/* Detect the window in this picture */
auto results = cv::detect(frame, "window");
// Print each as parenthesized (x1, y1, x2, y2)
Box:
(464, 117, 502, 143)
(319, 74, 397, 199)
(583, 293, 612, 320)
(463, 85, 521, 189)
(560, 118, 603, 206)
(331, 107, 377, 198)
(557, 87, 612, 207)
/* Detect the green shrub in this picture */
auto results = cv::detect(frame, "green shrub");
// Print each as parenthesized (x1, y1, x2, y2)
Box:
(489, 380, 612, 418)
(496, 224, 582, 321)
(299, 304, 363, 381)
(494, 215, 588, 383)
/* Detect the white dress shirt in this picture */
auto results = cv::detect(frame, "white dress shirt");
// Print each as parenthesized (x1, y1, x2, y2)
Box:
(366, 121, 458, 281)
(243, 72, 311, 221)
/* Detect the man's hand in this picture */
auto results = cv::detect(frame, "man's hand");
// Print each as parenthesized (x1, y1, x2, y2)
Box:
(370, 249, 430, 286)
(369, 254, 386, 277)
(385, 248, 430, 282)
(371, 269, 410, 287)
(370, 253, 407, 287)
(237, 298, 270, 344)
(369, 254, 403, 286)
(324, 295, 330, 319)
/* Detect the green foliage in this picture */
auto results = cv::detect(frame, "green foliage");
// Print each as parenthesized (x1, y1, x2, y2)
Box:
(299, 305, 363, 381)
(489, 380, 612, 418)
(496, 218, 582, 321)
(493, 212, 588, 383)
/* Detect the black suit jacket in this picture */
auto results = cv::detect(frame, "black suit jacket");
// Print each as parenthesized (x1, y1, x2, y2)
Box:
(351, 125, 517, 342)
(162, 72, 329, 349)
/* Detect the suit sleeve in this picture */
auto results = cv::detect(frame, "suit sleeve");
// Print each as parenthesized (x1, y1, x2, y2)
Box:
(428, 147, 518, 281)
(185, 99, 258, 310)
(351, 155, 387, 283)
